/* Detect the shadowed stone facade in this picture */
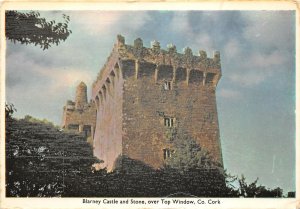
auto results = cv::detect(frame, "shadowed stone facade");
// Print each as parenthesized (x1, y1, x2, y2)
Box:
(62, 82, 96, 138)
(91, 35, 223, 171)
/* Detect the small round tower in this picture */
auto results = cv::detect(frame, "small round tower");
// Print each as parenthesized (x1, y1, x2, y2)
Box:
(75, 81, 88, 109)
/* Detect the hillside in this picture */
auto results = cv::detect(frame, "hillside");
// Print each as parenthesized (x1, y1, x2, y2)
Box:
(5, 117, 99, 197)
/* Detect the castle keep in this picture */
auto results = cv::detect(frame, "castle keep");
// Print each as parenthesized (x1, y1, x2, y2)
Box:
(63, 35, 223, 171)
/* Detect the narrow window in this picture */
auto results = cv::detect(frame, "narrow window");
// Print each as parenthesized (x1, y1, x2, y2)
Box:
(164, 117, 175, 127)
(164, 81, 172, 90)
(164, 118, 169, 126)
(83, 125, 92, 137)
(163, 149, 172, 160)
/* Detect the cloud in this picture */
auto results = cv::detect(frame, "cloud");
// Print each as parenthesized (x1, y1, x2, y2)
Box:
(121, 12, 152, 31)
(7, 47, 93, 88)
(170, 12, 191, 34)
(194, 33, 215, 52)
(6, 50, 46, 88)
(170, 12, 215, 52)
(167, 11, 294, 90)
(69, 11, 152, 39)
(6, 48, 94, 124)
(242, 11, 295, 51)
(247, 50, 288, 70)
(222, 12, 294, 88)
(38, 67, 93, 96)
(226, 49, 289, 87)
(70, 11, 123, 35)
(223, 39, 241, 60)
(229, 72, 267, 87)
(218, 88, 241, 99)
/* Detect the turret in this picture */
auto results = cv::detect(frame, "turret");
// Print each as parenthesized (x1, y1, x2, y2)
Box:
(75, 82, 88, 110)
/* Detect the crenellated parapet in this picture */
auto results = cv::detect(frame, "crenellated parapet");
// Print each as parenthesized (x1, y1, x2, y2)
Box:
(92, 35, 222, 103)
(115, 35, 221, 70)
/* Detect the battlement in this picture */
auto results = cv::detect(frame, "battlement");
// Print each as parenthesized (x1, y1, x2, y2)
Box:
(94, 35, 220, 82)
(116, 34, 221, 68)
(92, 35, 222, 102)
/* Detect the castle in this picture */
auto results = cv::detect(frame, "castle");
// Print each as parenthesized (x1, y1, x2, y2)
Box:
(62, 35, 223, 171)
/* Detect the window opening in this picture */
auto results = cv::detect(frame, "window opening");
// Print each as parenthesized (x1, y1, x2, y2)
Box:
(68, 124, 79, 131)
(83, 125, 92, 137)
(164, 81, 172, 90)
(164, 117, 174, 127)
(163, 149, 172, 160)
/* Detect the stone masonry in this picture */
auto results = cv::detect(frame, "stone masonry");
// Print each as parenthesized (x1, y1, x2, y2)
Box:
(62, 82, 96, 138)
(91, 35, 223, 171)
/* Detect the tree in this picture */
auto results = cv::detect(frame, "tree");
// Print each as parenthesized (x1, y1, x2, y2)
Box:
(5, 102, 16, 119)
(237, 174, 283, 197)
(164, 129, 221, 171)
(5, 11, 72, 50)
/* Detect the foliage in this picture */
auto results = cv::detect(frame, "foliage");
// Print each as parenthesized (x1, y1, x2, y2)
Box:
(164, 129, 221, 171)
(238, 174, 283, 197)
(164, 127, 177, 141)
(5, 118, 98, 197)
(5, 102, 17, 119)
(5, 118, 285, 197)
(5, 11, 72, 50)
(23, 115, 55, 126)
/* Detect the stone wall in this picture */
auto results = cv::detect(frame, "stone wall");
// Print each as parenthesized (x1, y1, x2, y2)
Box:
(122, 61, 222, 169)
(92, 35, 223, 171)
(93, 63, 123, 170)
(62, 103, 96, 133)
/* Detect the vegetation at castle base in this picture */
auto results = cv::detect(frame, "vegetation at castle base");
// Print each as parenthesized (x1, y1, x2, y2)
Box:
(5, 11, 72, 50)
(5, 116, 99, 197)
(237, 174, 283, 197)
(23, 115, 57, 127)
(5, 111, 287, 197)
(62, 157, 232, 197)
(164, 129, 222, 171)
(62, 157, 284, 197)
(161, 128, 284, 198)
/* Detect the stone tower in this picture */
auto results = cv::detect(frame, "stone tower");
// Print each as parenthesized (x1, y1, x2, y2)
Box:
(62, 82, 96, 137)
(91, 35, 223, 171)
(75, 82, 88, 110)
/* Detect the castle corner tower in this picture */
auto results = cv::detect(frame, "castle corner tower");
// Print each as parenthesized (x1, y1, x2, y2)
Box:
(75, 82, 88, 110)
(62, 81, 96, 138)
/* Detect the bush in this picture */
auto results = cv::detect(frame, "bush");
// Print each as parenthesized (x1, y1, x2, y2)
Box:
(23, 115, 55, 126)
(5, 102, 16, 119)
(164, 129, 222, 172)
